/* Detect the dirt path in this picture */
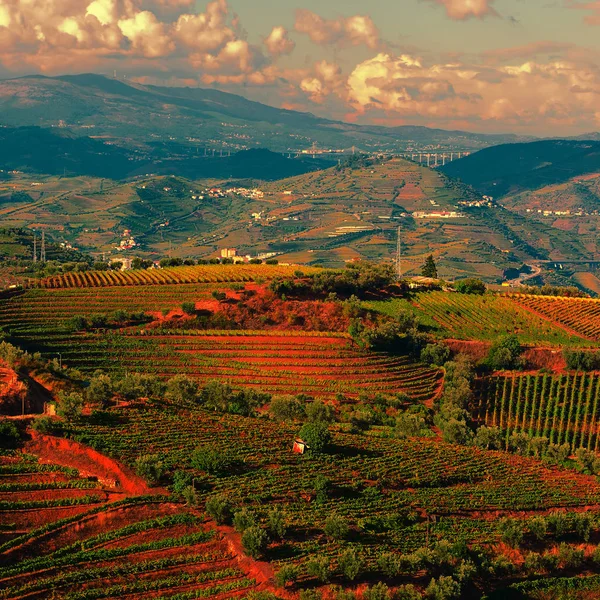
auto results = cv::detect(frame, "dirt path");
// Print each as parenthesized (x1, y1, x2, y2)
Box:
(24, 432, 157, 495)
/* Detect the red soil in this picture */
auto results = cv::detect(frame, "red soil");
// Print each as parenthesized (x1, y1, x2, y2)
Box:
(2, 501, 182, 564)
(24, 432, 154, 495)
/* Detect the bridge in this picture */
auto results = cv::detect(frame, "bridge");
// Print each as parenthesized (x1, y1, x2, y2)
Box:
(399, 151, 472, 167)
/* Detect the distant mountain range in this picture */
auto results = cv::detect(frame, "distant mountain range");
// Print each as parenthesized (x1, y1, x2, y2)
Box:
(441, 140, 600, 197)
(0, 74, 531, 155)
(0, 126, 326, 180)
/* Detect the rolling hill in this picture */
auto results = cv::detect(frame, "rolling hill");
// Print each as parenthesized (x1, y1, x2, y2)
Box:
(0, 127, 326, 180)
(0, 74, 529, 154)
(441, 140, 600, 196)
(0, 156, 593, 286)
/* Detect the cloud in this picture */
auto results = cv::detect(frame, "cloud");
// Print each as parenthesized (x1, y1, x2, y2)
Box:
(294, 9, 380, 49)
(425, 0, 498, 20)
(341, 51, 600, 133)
(567, 1, 600, 25)
(264, 26, 295, 56)
(118, 11, 174, 57)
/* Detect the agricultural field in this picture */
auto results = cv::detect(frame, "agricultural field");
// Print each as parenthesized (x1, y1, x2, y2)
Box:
(42, 401, 600, 580)
(512, 294, 600, 341)
(0, 453, 261, 599)
(365, 292, 594, 347)
(38, 264, 322, 289)
(475, 373, 600, 453)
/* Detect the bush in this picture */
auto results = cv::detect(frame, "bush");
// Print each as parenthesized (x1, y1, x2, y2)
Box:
(205, 494, 233, 524)
(473, 425, 502, 450)
(31, 416, 63, 436)
(134, 454, 165, 486)
(454, 278, 486, 295)
(425, 576, 461, 600)
(362, 583, 391, 600)
(274, 564, 299, 587)
(313, 474, 331, 504)
(324, 514, 350, 540)
(191, 447, 232, 476)
(241, 526, 268, 559)
(165, 375, 199, 404)
(338, 547, 363, 581)
(86, 374, 113, 407)
(377, 552, 400, 577)
(0, 421, 20, 448)
(182, 302, 196, 315)
(298, 422, 331, 453)
(421, 343, 451, 367)
(528, 516, 548, 541)
(306, 556, 331, 582)
(487, 334, 523, 370)
(499, 518, 524, 548)
(233, 508, 257, 533)
(305, 400, 335, 424)
(57, 392, 85, 422)
(171, 469, 194, 495)
(269, 397, 305, 422)
(268, 507, 287, 539)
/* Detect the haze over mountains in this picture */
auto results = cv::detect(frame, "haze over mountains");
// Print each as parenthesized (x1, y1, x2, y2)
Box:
(0, 74, 529, 156)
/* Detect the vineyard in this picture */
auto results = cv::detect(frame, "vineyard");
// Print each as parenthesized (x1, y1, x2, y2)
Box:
(0, 453, 260, 599)
(38, 264, 322, 289)
(60, 401, 600, 577)
(366, 293, 593, 346)
(474, 372, 600, 453)
(0, 287, 442, 401)
(511, 294, 600, 341)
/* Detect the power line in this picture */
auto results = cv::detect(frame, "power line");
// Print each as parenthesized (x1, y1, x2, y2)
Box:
(396, 226, 402, 280)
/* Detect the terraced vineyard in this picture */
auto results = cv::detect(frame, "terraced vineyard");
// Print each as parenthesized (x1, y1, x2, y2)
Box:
(475, 372, 600, 452)
(0, 454, 259, 599)
(366, 293, 592, 346)
(512, 294, 600, 341)
(64, 401, 600, 576)
(0, 287, 442, 401)
(39, 264, 321, 289)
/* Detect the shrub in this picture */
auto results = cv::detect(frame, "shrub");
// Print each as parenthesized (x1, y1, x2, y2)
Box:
(305, 400, 335, 424)
(313, 474, 331, 504)
(268, 507, 287, 539)
(134, 454, 165, 486)
(171, 469, 194, 495)
(269, 397, 305, 422)
(338, 547, 363, 581)
(306, 556, 331, 582)
(454, 278, 486, 295)
(394, 585, 422, 600)
(56, 392, 85, 422)
(487, 334, 523, 370)
(233, 508, 257, 533)
(274, 564, 299, 587)
(298, 422, 331, 453)
(473, 425, 502, 450)
(0, 421, 20, 448)
(241, 526, 268, 559)
(421, 343, 451, 367)
(425, 576, 461, 600)
(31, 416, 63, 436)
(205, 494, 233, 524)
(86, 374, 113, 407)
(499, 518, 524, 548)
(182, 302, 196, 315)
(528, 516, 548, 542)
(324, 514, 350, 540)
(191, 447, 232, 476)
(165, 375, 199, 404)
(377, 552, 400, 577)
(363, 583, 391, 600)
(557, 543, 585, 569)
(300, 591, 322, 600)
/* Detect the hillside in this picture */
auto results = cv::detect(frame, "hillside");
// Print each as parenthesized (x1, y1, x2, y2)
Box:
(441, 140, 600, 196)
(0, 74, 528, 154)
(0, 157, 595, 285)
(0, 127, 325, 180)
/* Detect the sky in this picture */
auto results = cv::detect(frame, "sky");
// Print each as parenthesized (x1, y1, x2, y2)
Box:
(2, 0, 600, 135)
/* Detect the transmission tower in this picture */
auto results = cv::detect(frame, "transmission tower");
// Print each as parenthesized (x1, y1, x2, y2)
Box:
(41, 231, 46, 263)
(33, 232, 37, 263)
(396, 226, 402, 280)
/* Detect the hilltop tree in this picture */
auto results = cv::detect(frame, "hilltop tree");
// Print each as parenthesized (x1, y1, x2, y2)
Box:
(421, 255, 438, 279)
